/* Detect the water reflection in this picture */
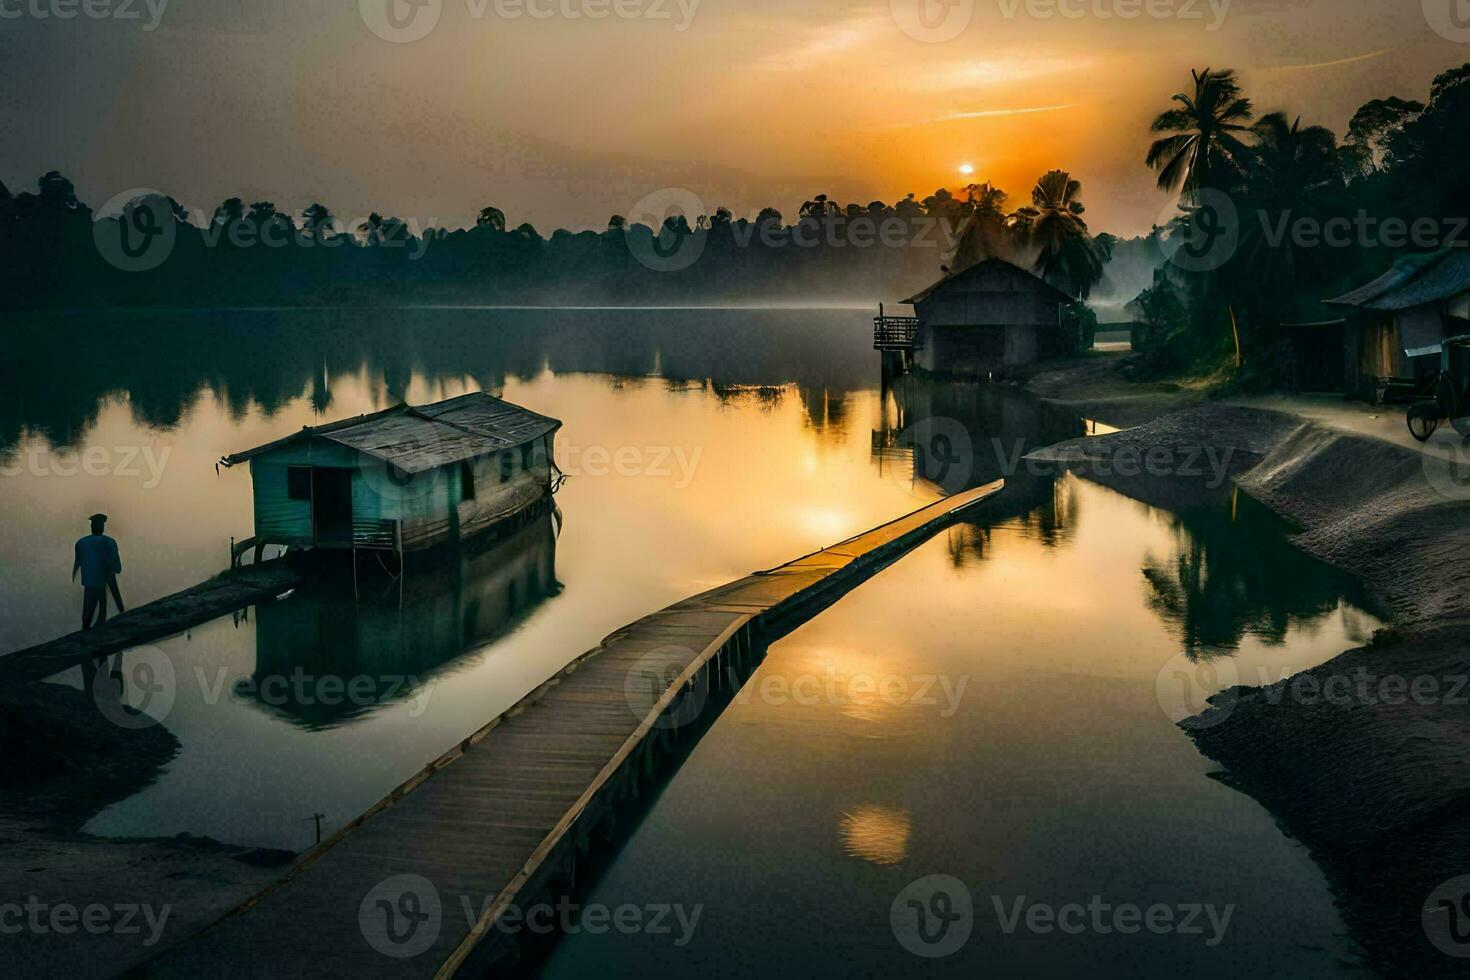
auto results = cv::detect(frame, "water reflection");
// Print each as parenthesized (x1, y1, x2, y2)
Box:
(246, 516, 559, 730)
(838, 804, 911, 866)
(0, 308, 876, 454)
(1140, 490, 1377, 659)
(946, 472, 1081, 564)
(938, 473, 1376, 657)
(873, 374, 1084, 499)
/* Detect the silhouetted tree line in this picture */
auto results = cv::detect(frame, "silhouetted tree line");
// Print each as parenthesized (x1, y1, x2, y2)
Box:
(0, 176, 1105, 310)
(1132, 63, 1470, 383)
(0, 308, 878, 454)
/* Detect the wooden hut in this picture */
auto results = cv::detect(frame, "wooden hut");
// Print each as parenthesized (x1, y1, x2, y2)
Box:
(221, 392, 561, 558)
(878, 258, 1074, 377)
(1325, 249, 1470, 401)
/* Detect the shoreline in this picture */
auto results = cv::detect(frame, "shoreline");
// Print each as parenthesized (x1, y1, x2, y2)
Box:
(0, 682, 293, 976)
(1031, 400, 1470, 977)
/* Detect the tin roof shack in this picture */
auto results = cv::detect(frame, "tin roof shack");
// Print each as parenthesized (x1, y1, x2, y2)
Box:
(1326, 249, 1470, 402)
(900, 258, 1075, 378)
(221, 392, 561, 556)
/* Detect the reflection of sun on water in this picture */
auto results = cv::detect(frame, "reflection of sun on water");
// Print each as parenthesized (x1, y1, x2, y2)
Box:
(799, 506, 857, 542)
(839, 804, 911, 866)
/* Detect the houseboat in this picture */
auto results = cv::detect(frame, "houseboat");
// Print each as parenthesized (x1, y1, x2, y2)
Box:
(220, 392, 562, 560)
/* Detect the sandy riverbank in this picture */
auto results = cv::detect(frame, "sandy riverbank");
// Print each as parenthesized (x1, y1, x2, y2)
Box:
(1, 683, 290, 977)
(1021, 350, 1208, 428)
(1033, 403, 1470, 977)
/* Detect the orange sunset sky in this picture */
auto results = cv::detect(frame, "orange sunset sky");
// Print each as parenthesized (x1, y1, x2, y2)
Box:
(4, 0, 1468, 236)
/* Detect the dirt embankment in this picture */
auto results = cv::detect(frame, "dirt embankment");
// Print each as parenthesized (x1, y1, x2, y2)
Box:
(1, 684, 290, 978)
(1021, 351, 1206, 428)
(1034, 404, 1470, 978)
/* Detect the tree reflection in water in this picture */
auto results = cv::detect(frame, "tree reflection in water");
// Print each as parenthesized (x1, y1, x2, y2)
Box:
(1141, 489, 1377, 659)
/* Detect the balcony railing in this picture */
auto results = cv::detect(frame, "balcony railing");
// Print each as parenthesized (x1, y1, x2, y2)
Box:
(873, 315, 920, 351)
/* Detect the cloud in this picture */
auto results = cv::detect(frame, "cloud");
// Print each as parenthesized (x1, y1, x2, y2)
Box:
(908, 58, 1084, 93)
(1255, 47, 1394, 73)
(909, 104, 1078, 125)
(751, 12, 891, 72)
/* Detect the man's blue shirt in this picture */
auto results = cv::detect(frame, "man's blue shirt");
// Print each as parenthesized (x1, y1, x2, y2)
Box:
(75, 534, 121, 588)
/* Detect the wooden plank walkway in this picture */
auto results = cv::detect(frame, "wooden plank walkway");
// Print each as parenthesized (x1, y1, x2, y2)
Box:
(0, 560, 304, 685)
(144, 482, 1003, 978)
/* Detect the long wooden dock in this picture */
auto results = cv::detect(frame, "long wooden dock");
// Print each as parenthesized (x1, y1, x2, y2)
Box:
(0, 559, 305, 685)
(143, 482, 1004, 978)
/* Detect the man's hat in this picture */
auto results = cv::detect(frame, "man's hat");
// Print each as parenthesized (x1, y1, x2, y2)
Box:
(89, 513, 108, 523)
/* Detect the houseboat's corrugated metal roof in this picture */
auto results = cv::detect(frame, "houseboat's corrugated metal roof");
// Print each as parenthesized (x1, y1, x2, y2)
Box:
(901, 257, 1075, 306)
(1326, 249, 1470, 311)
(221, 392, 561, 474)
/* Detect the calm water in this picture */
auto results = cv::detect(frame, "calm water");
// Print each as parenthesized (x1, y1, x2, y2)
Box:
(2, 308, 1377, 972)
(541, 477, 1377, 977)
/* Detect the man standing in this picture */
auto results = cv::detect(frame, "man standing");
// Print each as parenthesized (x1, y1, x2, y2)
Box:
(73, 513, 124, 630)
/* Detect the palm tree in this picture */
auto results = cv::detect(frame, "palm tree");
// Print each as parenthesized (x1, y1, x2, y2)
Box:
(36, 171, 80, 210)
(1010, 170, 1107, 299)
(945, 181, 1013, 274)
(1146, 68, 1254, 200)
(212, 197, 244, 226)
(301, 202, 334, 238)
(1235, 113, 1344, 312)
(476, 206, 506, 231)
(356, 212, 384, 244)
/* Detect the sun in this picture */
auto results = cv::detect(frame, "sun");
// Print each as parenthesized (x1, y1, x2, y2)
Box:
(958, 163, 975, 177)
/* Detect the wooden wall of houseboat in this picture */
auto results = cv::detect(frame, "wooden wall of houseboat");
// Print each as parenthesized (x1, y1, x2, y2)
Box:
(248, 438, 363, 548)
(246, 432, 556, 552)
(399, 433, 556, 552)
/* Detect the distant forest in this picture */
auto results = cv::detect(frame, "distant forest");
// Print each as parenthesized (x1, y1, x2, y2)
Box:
(0, 174, 1156, 313)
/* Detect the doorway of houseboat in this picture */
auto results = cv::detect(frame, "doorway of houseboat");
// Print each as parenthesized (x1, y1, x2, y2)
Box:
(311, 468, 354, 548)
